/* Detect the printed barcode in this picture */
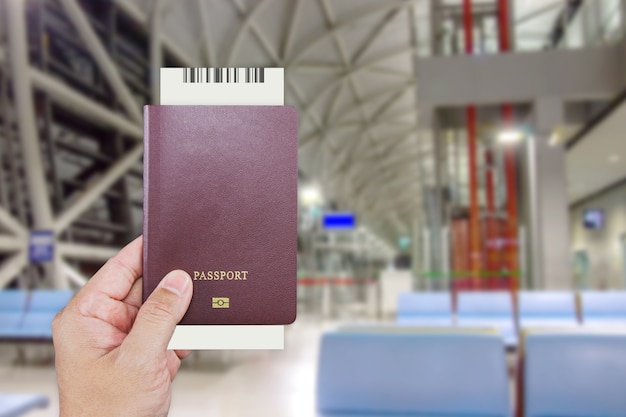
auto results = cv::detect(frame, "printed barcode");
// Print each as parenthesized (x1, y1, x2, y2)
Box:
(182, 68, 265, 83)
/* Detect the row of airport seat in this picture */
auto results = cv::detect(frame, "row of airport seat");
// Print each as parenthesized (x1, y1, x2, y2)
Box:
(317, 327, 626, 417)
(0, 289, 74, 341)
(0, 394, 49, 417)
(0, 290, 70, 416)
(397, 290, 626, 347)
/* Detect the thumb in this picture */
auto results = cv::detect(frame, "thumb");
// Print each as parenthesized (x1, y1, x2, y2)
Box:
(124, 270, 192, 355)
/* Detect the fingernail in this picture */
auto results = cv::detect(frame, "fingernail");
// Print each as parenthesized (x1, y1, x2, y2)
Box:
(160, 270, 190, 297)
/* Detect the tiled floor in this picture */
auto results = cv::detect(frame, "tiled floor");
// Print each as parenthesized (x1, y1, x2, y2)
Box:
(0, 317, 517, 416)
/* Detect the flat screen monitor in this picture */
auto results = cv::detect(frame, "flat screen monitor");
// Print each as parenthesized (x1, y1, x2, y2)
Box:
(583, 209, 604, 229)
(323, 212, 356, 229)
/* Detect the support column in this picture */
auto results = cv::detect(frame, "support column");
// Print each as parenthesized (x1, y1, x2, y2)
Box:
(412, 217, 421, 290)
(418, 106, 445, 290)
(6, 0, 53, 228)
(527, 98, 572, 289)
(462, 0, 482, 289)
(7, 0, 65, 288)
(431, 118, 446, 290)
(150, 0, 165, 104)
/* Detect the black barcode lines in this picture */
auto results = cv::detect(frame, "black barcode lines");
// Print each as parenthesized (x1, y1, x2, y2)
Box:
(245, 68, 265, 83)
(182, 68, 265, 83)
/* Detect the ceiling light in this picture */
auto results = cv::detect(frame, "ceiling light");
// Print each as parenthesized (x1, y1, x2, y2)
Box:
(498, 129, 524, 144)
(548, 125, 567, 147)
(609, 154, 621, 163)
(300, 185, 322, 206)
(548, 132, 560, 147)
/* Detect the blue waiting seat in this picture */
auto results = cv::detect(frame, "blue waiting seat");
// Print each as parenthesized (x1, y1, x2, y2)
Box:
(518, 291, 578, 330)
(18, 290, 74, 339)
(0, 291, 28, 339)
(339, 323, 497, 336)
(580, 291, 626, 327)
(456, 291, 517, 348)
(317, 331, 511, 417)
(524, 330, 626, 417)
(0, 393, 49, 417)
(396, 292, 453, 326)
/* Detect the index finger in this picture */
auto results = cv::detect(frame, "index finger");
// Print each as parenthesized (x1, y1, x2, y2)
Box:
(81, 235, 144, 301)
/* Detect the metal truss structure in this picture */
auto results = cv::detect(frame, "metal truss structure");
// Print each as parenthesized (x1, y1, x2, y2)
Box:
(0, 0, 432, 288)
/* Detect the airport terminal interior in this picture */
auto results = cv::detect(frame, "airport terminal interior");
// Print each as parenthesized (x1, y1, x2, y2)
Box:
(2, 0, 626, 416)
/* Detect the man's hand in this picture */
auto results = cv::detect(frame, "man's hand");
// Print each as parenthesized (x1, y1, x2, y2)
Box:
(53, 236, 193, 417)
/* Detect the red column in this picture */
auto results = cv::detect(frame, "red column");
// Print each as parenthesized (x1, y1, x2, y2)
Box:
(463, 0, 482, 290)
(498, 0, 519, 291)
(484, 150, 499, 289)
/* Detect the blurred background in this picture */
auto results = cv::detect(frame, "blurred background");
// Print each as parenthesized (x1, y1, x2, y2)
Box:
(1, 0, 626, 416)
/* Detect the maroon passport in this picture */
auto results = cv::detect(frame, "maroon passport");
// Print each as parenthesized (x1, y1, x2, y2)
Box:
(143, 105, 298, 325)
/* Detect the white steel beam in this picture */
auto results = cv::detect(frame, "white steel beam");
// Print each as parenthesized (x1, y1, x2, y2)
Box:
(351, 7, 402, 64)
(286, 0, 419, 64)
(334, 119, 416, 130)
(30, 68, 143, 139)
(318, 0, 378, 154)
(220, 1, 330, 144)
(355, 172, 422, 207)
(53, 144, 143, 233)
(61, 260, 88, 287)
(337, 109, 417, 171)
(221, 0, 329, 144)
(0, 235, 25, 253)
(301, 46, 417, 123)
(353, 166, 424, 203)
(0, 205, 26, 237)
(367, 66, 413, 79)
(230, 0, 282, 65)
(349, 148, 426, 190)
(227, 0, 273, 65)
(300, 80, 416, 146)
(6, 0, 54, 229)
(150, 0, 165, 104)
(362, 177, 422, 206)
(334, 80, 416, 124)
(365, 192, 420, 220)
(60, 0, 143, 123)
(113, 0, 196, 66)
(335, 126, 418, 175)
(197, 0, 216, 65)
(280, 0, 301, 60)
(352, 131, 433, 176)
(0, 251, 27, 289)
(57, 242, 119, 262)
(290, 62, 344, 71)
(324, 83, 344, 126)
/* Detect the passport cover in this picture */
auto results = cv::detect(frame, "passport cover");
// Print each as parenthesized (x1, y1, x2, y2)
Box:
(143, 105, 298, 325)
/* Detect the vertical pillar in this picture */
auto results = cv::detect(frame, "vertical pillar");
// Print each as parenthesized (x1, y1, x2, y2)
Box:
(462, 0, 482, 289)
(426, 187, 443, 289)
(527, 98, 572, 289)
(411, 215, 422, 291)
(6, 0, 54, 228)
(432, 120, 446, 290)
(412, 217, 421, 290)
(621, 0, 626, 38)
(429, 0, 440, 55)
(484, 148, 498, 288)
(7, 0, 66, 288)
(150, 0, 165, 104)
(419, 106, 446, 290)
(497, 0, 519, 292)
(422, 228, 431, 291)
